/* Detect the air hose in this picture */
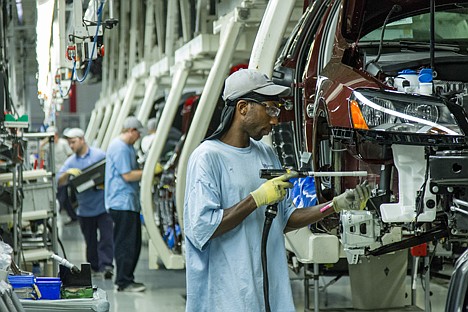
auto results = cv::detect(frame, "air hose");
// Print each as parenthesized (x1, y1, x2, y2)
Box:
(261, 203, 278, 312)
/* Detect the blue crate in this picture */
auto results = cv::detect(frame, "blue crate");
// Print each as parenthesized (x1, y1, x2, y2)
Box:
(8, 275, 35, 288)
(35, 277, 61, 300)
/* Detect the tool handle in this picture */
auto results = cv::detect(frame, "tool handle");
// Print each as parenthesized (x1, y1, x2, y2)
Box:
(259, 169, 368, 179)
(320, 202, 334, 213)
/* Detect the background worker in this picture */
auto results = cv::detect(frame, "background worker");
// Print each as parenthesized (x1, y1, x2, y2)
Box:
(57, 128, 114, 279)
(184, 69, 371, 312)
(140, 117, 157, 155)
(41, 126, 77, 224)
(105, 116, 145, 292)
(139, 117, 182, 163)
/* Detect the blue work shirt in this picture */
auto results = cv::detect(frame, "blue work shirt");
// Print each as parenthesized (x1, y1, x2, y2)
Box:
(184, 139, 297, 312)
(105, 138, 140, 212)
(58, 147, 106, 217)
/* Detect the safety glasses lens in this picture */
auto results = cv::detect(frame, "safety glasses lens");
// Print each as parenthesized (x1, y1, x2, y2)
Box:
(265, 106, 280, 117)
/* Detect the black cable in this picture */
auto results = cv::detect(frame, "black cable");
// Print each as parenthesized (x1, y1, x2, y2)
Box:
(261, 204, 278, 312)
(46, 221, 67, 259)
(366, 5, 402, 67)
(415, 154, 431, 221)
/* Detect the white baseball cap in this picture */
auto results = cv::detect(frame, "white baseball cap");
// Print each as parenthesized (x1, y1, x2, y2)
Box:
(222, 69, 290, 101)
(64, 128, 85, 138)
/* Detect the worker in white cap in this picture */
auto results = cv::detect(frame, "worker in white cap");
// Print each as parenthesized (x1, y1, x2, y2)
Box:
(57, 127, 114, 279)
(184, 69, 372, 311)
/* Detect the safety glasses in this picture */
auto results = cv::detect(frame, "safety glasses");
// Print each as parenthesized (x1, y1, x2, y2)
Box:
(239, 98, 281, 118)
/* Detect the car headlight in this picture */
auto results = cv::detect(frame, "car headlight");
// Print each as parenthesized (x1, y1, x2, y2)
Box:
(349, 90, 463, 135)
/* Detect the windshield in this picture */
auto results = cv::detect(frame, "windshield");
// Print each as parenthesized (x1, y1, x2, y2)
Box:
(361, 7, 468, 44)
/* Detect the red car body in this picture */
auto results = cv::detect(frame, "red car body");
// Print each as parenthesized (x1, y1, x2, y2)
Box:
(273, 0, 468, 256)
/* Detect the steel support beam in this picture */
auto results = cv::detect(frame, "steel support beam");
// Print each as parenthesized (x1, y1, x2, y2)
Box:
(165, 0, 178, 67)
(248, 0, 296, 146)
(85, 104, 104, 144)
(179, 0, 192, 43)
(248, 0, 296, 74)
(109, 78, 138, 142)
(95, 102, 114, 148)
(136, 76, 159, 125)
(101, 98, 121, 150)
(144, 0, 156, 60)
(141, 62, 191, 269)
(84, 108, 98, 142)
(128, 0, 139, 76)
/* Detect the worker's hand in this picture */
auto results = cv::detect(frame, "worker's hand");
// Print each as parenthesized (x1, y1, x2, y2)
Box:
(154, 162, 163, 175)
(250, 171, 298, 207)
(66, 168, 82, 177)
(332, 181, 371, 212)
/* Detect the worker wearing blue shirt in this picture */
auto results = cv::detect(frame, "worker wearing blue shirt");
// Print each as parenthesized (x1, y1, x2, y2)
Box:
(105, 116, 145, 292)
(58, 128, 114, 279)
(184, 69, 371, 312)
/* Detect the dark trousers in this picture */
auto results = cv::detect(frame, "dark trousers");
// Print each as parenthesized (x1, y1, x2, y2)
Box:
(109, 209, 142, 287)
(78, 212, 114, 271)
(57, 185, 77, 221)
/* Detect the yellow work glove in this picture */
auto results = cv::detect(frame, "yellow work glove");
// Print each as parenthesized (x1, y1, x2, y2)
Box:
(250, 171, 298, 207)
(154, 162, 163, 175)
(66, 168, 82, 176)
(333, 181, 371, 212)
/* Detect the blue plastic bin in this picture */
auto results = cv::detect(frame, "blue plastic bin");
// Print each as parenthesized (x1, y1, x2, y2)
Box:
(8, 275, 35, 288)
(8, 275, 35, 299)
(35, 277, 61, 300)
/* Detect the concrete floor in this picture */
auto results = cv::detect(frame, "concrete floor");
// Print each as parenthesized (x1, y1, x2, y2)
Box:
(56, 211, 450, 312)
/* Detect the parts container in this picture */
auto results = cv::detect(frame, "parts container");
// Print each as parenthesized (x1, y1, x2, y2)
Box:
(36, 277, 61, 300)
(8, 275, 35, 299)
(8, 275, 35, 288)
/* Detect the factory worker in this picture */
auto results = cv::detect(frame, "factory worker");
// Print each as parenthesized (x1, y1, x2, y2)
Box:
(184, 69, 371, 312)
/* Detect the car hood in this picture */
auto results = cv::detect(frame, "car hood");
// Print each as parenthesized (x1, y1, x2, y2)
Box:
(343, 0, 468, 41)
